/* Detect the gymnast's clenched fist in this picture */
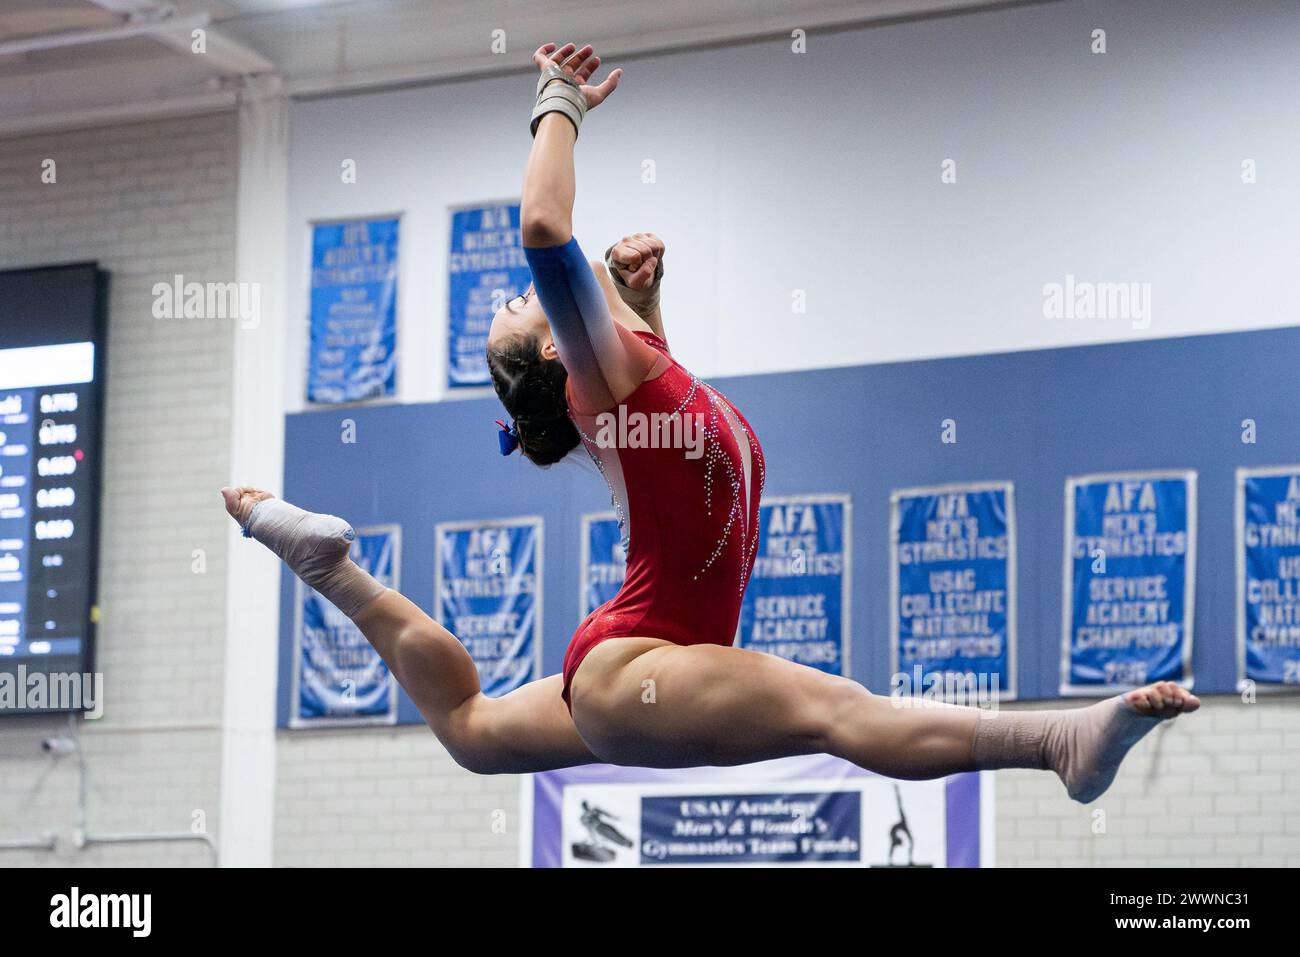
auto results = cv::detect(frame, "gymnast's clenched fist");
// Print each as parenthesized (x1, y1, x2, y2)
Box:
(608, 232, 664, 290)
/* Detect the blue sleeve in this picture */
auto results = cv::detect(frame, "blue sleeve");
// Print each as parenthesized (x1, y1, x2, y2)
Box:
(524, 237, 623, 403)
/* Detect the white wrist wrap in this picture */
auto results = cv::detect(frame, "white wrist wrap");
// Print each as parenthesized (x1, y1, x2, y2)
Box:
(604, 243, 664, 319)
(530, 65, 587, 137)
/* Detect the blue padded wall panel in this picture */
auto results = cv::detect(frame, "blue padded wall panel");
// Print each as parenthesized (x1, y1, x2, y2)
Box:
(278, 327, 1300, 725)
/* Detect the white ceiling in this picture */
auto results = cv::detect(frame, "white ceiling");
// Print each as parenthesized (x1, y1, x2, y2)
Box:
(0, 0, 1036, 133)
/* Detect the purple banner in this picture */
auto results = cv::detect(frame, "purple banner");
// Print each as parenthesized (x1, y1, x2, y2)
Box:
(526, 755, 986, 868)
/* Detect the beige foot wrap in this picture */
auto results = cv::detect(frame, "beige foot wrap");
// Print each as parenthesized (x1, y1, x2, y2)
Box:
(243, 498, 385, 618)
(972, 695, 1166, 803)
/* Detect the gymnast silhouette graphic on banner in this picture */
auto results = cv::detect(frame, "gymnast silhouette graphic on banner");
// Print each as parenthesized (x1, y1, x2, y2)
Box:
(875, 784, 933, 868)
(569, 801, 634, 863)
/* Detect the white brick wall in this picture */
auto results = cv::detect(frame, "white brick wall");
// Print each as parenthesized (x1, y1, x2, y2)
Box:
(994, 694, 1300, 867)
(0, 112, 237, 866)
(274, 727, 518, 867)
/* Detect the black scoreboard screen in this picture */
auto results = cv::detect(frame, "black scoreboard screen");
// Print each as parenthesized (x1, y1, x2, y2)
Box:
(0, 263, 108, 714)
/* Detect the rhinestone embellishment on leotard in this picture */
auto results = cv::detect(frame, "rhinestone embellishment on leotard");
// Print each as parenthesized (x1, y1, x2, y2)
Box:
(694, 381, 765, 593)
(575, 371, 765, 596)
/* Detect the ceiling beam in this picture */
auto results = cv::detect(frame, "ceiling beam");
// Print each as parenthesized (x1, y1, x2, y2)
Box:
(0, 86, 237, 137)
(150, 25, 276, 76)
(284, 0, 1020, 98)
(81, 0, 170, 13)
(0, 12, 209, 57)
(84, 0, 276, 76)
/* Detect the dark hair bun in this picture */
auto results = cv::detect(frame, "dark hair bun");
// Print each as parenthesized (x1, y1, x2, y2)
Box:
(486, 337, 581, 466)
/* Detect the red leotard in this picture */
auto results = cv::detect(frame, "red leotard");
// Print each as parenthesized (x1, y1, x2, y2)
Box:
(561, 330, 765, 709)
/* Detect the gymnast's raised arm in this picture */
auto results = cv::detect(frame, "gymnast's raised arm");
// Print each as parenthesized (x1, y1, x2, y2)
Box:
(519, 43, 644, 412)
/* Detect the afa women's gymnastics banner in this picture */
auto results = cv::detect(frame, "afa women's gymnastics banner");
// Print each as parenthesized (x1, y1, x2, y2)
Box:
(292, 526, 400, 727)
(447, 202, 532, 388)
(737, 495, 851, 677)
(521, 757, 992, 868)
(307, 216, 399, 404)
(1236, 466, 1300, 689)
(435, 517, 542, 697)
(580, 513, 626, 616)
(1061, 470, 1196, 695)
(890, 482, 1017, 701)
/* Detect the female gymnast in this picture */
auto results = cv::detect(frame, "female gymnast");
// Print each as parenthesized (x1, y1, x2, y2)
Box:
(223, 42, 1198, 802)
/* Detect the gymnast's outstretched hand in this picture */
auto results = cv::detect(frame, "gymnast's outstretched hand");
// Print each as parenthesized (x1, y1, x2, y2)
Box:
(532, 41, 622, 110)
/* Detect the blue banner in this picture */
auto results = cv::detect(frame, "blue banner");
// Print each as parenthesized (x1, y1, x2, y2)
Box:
(448, 203, 531, 388)
(1237, 467, 1300, 688)
(1063, 471, 1196, 694)
(738, 495, 850, 676)
(293, 526, 399, 726)
(581, 513, 626, 616)
(436, 518, 541, 696)
(640, 791, 861, 865)
(891, 483, 1016, 701)
(307, 217, 399, 404)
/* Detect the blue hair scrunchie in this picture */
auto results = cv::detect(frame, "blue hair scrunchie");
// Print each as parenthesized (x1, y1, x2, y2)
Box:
(495, 419, 520, 456)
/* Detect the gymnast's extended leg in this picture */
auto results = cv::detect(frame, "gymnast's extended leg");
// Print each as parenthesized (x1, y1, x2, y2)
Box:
(222, 486, 596, 774)
(570, 637, 1198, 803)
